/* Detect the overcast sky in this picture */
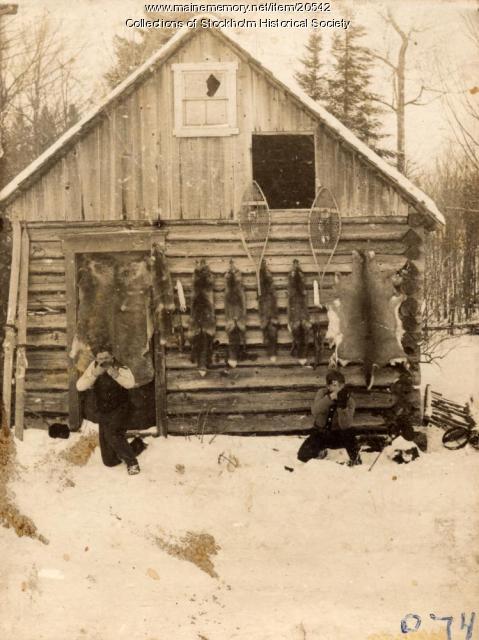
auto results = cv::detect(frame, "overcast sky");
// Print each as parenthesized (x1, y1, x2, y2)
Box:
(6, 0, 479, 173)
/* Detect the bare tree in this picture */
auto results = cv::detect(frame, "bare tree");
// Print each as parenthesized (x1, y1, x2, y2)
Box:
(371, 8, 442, 174)
(0, 11, 85, 185)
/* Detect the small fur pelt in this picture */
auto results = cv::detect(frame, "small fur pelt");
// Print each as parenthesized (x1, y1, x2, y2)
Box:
(258, 260, 279, 362)
(189, 260, 216, 375)
(224, 261, 247, 368)
(287, 259, 311, 365)
(152, 246, 175, 346)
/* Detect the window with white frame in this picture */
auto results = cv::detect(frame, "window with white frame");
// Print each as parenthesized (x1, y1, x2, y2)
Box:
(172, 62, 238, 137)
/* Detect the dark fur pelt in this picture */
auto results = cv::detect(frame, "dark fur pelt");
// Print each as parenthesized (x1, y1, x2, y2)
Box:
(287, 260, 311, 364)
(311, 321, 325, 369)
(152, 246, 175, 346)
(224, 262, 247, 367)
(258, 260, 279, 361)
(189, 260, 216, 374)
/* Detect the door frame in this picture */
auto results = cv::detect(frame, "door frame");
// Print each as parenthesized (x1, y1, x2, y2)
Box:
(250, 131, 317, 210)
(62, 228, 168, 434)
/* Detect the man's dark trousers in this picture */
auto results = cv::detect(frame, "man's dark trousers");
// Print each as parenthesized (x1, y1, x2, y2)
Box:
(98, 404, 138, 468)
(297, 428, 359, 462)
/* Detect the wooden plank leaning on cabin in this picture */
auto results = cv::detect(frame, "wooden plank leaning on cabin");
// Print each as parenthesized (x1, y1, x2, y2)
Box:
(2, 220, 22, 429)
(14, 227, 30, 440)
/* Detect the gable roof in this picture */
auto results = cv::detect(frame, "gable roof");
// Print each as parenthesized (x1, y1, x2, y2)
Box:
(0, 15, 444, 226)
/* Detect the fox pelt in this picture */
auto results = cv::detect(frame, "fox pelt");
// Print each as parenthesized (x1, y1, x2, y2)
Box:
(287, 259, 311, 365)
(258, 260, 279, 362)
(152, 245, 175, 346)
(326, 250, 407, 388)
(189, 259, 216, 375)
(224, 261, 247, 368)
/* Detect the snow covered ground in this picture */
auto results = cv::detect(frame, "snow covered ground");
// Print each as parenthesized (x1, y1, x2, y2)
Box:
(1, 335, 478, 640)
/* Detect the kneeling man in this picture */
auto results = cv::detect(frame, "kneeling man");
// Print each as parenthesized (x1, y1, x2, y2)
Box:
(297, 370, 361, 466)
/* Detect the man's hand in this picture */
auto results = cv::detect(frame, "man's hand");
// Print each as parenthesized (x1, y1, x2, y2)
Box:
(337, 386, 351, 408)
(92, 362, 104, 377)
(106, 366, 120, 380)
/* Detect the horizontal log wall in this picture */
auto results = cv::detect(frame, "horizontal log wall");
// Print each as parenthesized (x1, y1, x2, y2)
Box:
(7, 30, 411, 225)
(22, 214, 422, 434)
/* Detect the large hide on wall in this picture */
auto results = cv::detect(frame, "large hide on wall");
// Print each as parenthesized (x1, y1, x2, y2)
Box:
(115, 257, 155, 386)
(287, 259, 311, 364)
(325, 251, 368, 365)
(71, 253, 155, 386)
(71, 258, 116, 373)
(258, 260, 279, 360)
(364, 251, 407, 367)
(189, 260, 216, 373)
(224, 262, 247, 366)
(326, 250, 407, 385)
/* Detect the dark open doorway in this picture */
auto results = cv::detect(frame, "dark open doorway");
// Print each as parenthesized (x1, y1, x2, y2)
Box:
(252, 134, 316, 209)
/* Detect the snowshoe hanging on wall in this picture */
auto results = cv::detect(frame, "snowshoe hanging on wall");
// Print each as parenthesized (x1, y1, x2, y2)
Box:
(237, 180, 271, 297)
(287, 259, 311, 366)
(224, 260, 247, 368)
(189, 259, 216, 377)
(258, 259, 279, 362)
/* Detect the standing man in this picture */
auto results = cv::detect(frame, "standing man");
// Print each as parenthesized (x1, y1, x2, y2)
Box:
(76, 348, 141, 475)
(297, 370, 361, 466)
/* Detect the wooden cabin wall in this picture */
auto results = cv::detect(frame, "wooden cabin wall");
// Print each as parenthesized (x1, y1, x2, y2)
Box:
(7, 30, 411, 225)
(22, 213, 422, 434)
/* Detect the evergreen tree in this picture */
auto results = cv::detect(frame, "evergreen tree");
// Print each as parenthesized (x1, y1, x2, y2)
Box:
(326, 24, 392, 158)
(105, 12, 194, 88)
(295, 31, 325, 102)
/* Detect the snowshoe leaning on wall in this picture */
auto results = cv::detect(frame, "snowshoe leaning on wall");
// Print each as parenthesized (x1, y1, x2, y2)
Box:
(189, 259, 216, 377)
(287, 259, 311, 366)
(258, 259, 279, 362)
(224, 260, 247, 368)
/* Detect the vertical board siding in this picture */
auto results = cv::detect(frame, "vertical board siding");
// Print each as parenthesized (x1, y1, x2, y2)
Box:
(6, 29, 414, 224)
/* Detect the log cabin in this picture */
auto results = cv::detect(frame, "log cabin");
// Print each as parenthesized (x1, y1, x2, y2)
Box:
(0, 18, 444, 440)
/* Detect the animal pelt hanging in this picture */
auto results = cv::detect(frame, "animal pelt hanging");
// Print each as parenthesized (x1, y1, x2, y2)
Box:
(326, 250, 408, 388)
(224, 261, 247, 368)
(70, 257, 116, 373)
(258, 260, 279, 362)
(151, 245, 175, 346)
(325, 250, 368, 367)
(287, 259, 311, 365)
(189, 259, 216, 376)
(115, 256, 156, 386)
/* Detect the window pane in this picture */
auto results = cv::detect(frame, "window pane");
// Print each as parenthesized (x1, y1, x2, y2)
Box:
(206, 100, 228, 125)
(183, 71, 226, 99)
(184, 100, 206, 126)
